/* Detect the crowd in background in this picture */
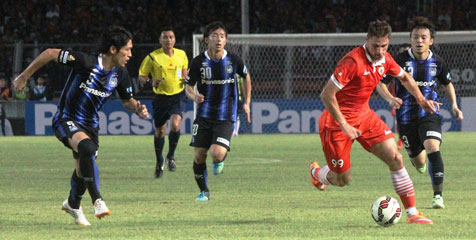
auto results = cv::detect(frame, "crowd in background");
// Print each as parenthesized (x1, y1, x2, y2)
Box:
(1, 0, 475, 99)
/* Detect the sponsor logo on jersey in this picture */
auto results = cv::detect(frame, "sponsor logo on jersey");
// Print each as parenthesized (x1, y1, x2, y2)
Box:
(384, 130, 392, 135)
(216, 137, 230, 146)
(201, 78, 235, 85)
(416, 80, 435, 87)
(426, 131, 441, 139)
(79, 82, 112, 98)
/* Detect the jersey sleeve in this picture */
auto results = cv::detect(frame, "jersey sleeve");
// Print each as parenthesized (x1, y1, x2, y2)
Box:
(437, 58, 451, 85)
(384, 54, 404, 77)
(185, 57, 200, 86)
(57, 50, 88, 69)
(330, 57, 357, 89)
(234, 54, 248, 78)
(116, 68, 133, 100)
(138, 55, 153, 76)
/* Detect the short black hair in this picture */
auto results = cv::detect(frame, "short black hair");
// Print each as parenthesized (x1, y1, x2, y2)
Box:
(97, 25, 133, 54)
(160, 26, 174, 33)
(409, 16, 435, 38)
(203, 21, 227, 39)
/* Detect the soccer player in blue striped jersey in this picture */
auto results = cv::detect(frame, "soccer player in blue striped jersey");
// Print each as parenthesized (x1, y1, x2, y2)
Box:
(13, 26, 150, 225)
(378, 17, 463, 209)
(185, 21, 251, 201)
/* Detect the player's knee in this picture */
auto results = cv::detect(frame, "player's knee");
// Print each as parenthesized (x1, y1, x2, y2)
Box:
(77, 139, 97, 157)
(154, 128, 165, 138)
(170, 122, 180, 132)
(209, 148, 226, 162)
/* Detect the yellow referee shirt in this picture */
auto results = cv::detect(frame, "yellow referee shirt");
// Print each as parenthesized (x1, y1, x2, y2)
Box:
(139, 48, 188, 95)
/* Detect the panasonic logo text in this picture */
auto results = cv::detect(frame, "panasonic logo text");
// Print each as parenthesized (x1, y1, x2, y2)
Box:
(201, 78, 235, 85)
(416, 80, 435, 87)
(80, 82, 112, 98)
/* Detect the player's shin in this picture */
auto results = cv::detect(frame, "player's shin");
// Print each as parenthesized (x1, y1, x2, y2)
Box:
(390, 167, 417, 216)
(167, 131, 180, 159)
(428, 151, 444, 195)
(193, 162, 209, 192)
(78, 139, 102, 203)
(154, 136, 165, 168)
(68, 169, 86, 209)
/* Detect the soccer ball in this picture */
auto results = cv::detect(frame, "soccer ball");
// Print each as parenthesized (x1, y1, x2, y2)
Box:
(371, 196, 402, 227)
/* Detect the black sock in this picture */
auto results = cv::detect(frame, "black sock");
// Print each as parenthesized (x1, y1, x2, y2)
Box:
(68, 169, 86, 209)
(428, 151, 444, 196)
(78, 139, 102, 204)
(167, 131, 180, 159)
(193, 162, 209, 192)
(154, 136, 165, 168)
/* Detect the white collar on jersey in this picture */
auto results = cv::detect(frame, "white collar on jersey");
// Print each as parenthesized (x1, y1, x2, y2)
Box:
(408, 48, 433, 60)
(98, 54, 104, 69)
(204, 50, 228, 60)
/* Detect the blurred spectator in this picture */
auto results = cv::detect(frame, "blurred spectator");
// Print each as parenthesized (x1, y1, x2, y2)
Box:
(29, 74, 53, 101)
(0, 73, 12, 101)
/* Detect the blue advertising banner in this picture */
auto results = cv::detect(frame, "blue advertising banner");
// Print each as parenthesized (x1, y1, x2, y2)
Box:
(25, 98, 461, 136)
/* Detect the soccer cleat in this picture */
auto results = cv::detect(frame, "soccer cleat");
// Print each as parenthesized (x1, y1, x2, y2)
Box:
(432, 195, 445, 209)
(61, 199, 91, 226)
(213, 161, 224, 175)
(407, 211, 433, 224)
(166, 157, 177, 172)
(154, 162, 164, 178)
(409, 159, 426, 174)
(196, 192, 210, 201)
(309, 162, 326, 191)
(93, 198, 111, 219)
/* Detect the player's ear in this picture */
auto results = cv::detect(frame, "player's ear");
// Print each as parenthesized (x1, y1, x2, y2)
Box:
(109, 46, 118, 55)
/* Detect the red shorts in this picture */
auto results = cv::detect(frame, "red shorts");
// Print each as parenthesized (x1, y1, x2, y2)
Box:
(318, 110, 394, 173)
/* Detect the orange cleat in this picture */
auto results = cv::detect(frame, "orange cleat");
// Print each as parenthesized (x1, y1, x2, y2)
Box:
(309, 162, 326, 191)
(407, 211, 433, 224)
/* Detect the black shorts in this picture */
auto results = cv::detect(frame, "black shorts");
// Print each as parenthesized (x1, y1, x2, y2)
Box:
(152, 90, 187, 128)
(398, 114, 442, 158)
(53, 118, 99, 158)
(190, 117, 233, 151)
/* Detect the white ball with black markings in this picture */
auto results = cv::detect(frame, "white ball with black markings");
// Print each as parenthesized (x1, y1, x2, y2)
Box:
(371, 196, 402, 227)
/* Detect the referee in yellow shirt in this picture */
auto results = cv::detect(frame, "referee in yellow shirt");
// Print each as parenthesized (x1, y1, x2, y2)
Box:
(138, 27, 189, 178)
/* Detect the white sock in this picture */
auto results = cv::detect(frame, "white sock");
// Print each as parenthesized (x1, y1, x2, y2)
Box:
(317, 165, 331, 185)
(406, 207, 417, 216)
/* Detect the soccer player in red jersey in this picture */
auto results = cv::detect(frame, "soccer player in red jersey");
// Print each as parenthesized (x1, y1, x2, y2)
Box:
(309, 20, 440, 224)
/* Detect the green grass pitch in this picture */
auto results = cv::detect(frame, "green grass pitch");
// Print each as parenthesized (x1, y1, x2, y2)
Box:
(1, 133, 475, 239)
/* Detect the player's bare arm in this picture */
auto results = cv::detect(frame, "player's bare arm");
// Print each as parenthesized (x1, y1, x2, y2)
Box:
(242, 72, 252, 123)
(444, 82, 463, 120)
(14, 48, 61, 92)
(398, 71, 441, 113)
(185, 84, 204, 104)
(122, 98, 150, 118)
(376, 82, 402, 109)
(320, 79, 362, 139)
(181, 68, 188, 84)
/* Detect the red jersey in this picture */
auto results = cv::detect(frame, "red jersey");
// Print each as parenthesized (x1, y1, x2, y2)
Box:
(321, 44, 403, 129)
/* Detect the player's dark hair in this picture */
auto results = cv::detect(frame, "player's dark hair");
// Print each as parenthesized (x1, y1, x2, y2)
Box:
(97, 25, 132, 54)
(160, 26, 174, 33)
(409, 16, 435, 38)
(367, 20, 392, 38)
(203, 21, 227, 39)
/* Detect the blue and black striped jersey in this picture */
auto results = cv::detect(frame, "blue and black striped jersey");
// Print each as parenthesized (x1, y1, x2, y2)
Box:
(186, 50, 247, 122)
(53, 50, 133, 129)
(382, 49, 451, 125)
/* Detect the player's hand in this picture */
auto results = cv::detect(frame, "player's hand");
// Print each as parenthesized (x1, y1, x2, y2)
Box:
(339, 122, 362, 140)
(243, 102, 251, 123)
(194, 94, 205, 104)
(417, 99, 441, 114)
(152, 78, 164, 88)
(135, 100, 150, 119)
(389, 97, 402, 109)
(13, 74, 29, 92)
(452, 106, 463, 121)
